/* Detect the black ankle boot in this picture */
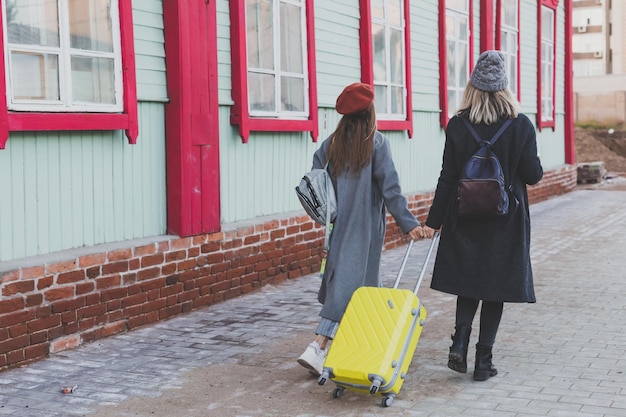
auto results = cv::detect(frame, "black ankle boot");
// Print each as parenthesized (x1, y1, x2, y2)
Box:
(473, 343, 497, 381)
(447, 325, 471, 373)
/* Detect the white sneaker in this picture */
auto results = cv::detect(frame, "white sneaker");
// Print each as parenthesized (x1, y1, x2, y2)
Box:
(297, 341, 327, 376)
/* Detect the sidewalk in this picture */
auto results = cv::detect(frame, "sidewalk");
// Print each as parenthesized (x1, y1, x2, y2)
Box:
(1, 180, 626, 417)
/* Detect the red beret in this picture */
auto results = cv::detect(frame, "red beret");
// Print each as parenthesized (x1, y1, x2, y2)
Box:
(335, 83, 374, 115)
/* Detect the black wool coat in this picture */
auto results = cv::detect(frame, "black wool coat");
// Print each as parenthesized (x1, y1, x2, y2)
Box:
(425, 113, 543, 302)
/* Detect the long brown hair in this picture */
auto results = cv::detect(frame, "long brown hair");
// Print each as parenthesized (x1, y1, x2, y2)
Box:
(327, 104, 377, 177)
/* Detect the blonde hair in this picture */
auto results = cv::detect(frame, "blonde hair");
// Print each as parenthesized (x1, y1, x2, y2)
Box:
(456, 82, 520, 125)
(327, 104, 376, 176)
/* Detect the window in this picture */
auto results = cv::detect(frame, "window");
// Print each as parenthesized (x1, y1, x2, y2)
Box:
(0, 0, 138, 149)
(439, 0, 473, 126)
(229, 0, 318, 143)
(537, 1, 558, 129)
(495, 0, 519, 98)
(359, 0, 412, 136)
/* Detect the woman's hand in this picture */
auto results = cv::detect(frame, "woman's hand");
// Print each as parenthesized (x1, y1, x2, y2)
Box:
(421, 225, 439, 239)
(408, 226, 423, 241)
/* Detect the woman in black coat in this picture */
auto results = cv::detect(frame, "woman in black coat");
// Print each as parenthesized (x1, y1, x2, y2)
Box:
(422, 50, 543, 381)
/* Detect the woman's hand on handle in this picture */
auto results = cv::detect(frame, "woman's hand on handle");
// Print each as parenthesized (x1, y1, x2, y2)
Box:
(408, 226, 423, 241)
(422, 225, 439, 239)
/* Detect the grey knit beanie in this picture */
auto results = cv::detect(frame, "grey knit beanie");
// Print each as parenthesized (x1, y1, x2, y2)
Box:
(470, 50, 508, 92)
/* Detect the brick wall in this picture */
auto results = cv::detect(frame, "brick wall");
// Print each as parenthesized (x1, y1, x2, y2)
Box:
(0, 166, 576, 370)
(528, 165, 578, 203)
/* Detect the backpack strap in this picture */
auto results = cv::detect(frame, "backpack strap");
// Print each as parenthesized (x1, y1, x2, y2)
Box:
(461, 117, 514, 146)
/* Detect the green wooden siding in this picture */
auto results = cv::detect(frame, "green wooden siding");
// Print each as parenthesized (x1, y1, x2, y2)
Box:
(314, 3, 362, 106)
(216, 0, 233, 105)
(133, 0, 168, 101)
(0, 103, 167, 262)
(410, 2, 441, 112)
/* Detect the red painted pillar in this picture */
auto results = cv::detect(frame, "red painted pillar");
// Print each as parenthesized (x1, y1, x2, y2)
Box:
(163, 0, 221, 236)
(564, 0, 576, 165)
(480, 0, 495, 52)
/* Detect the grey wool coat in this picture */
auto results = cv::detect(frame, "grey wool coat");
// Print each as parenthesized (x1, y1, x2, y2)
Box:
(425, 113, 543, 303)
(312, 132, 420, 323)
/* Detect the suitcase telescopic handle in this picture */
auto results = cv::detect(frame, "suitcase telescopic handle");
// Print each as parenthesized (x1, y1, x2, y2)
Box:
(392, 232, 440, 295)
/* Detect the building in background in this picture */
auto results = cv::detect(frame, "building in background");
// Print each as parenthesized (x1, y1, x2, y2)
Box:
(573, 0, 626, 123)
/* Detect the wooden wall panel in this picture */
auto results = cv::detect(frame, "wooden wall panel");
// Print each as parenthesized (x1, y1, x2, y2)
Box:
(0, 103, 167, 262)
(133, 1, 168, 102)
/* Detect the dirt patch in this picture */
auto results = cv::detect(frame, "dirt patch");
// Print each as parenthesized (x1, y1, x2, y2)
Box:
(575, 126, 626, 174)
(574, 126, 626, 191)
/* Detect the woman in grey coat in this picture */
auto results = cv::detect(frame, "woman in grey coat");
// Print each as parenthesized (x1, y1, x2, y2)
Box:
(422, 51, 543, 381)
(297, 83, 423, 376)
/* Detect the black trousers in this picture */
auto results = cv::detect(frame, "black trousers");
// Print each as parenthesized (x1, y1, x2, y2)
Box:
(455, 296, 503, 347)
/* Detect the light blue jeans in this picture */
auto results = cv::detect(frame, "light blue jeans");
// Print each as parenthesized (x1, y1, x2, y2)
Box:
(316, 317, 339, 339)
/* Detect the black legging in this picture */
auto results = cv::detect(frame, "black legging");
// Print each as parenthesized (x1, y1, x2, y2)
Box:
(455, 296, 503, 347)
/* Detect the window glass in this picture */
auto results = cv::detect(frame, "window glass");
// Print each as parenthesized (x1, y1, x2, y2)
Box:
(69, 0, 113, 52)
(389, 28, 402, 84)
(11, 52, 59, 100)
(373, 23, 387, 81)
(503, 31, 517, 93)
(281, 76, 304, 112)
(372, 0, 384, 19)
(279, 2, 302, 73)
(6, 0, 59, 47)
(249, 73, 276, 111)
(246, 0, 274, 70)
(374, 85, 387, 113)
(71, 56, 115, 104)
(390, 86, 403, 113)
(542, 8, 554, 41)
(502, 0, 517, 27)
(388, 0, 402, 26)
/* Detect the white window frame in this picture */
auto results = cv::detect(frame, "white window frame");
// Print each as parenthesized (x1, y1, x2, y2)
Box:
(371, 0, 407, 120)
(446, 1, 470, 118)
(245, 0, 309, 119)
(540, 5, 555, 123)
(2, 0, 123, 113)
(500, 0, 519, 97)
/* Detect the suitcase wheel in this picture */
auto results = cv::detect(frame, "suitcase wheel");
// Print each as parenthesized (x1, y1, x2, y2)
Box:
(318, 369, 330, 386)
(332, 387, 344, 398)
(382, 395, 395, 407)
(369, 377, 383, 394)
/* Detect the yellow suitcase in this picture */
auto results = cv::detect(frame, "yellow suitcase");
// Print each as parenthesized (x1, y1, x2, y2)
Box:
(318, 235, 439, 407)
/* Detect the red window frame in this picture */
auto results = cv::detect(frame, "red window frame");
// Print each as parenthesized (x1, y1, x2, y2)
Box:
(0, 0, 138, 150)
(438, 0, 474, 128)
(359, 0, 413, 137)
(228, 0, 319, 144)
(494, 0, 521, 101)
(537, 0, 559, 131)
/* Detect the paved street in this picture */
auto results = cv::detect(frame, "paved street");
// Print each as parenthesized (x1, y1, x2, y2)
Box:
(1, 180, 626, 417)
